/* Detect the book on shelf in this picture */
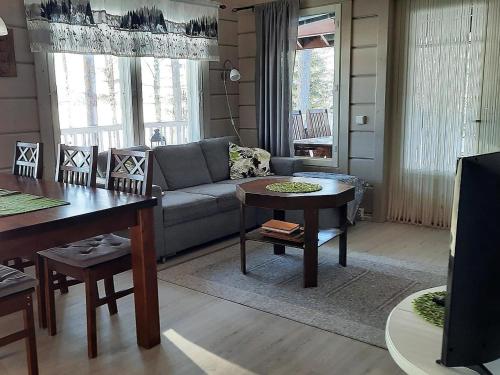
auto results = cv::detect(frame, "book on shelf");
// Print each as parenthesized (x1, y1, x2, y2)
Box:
(261, 219, 300, 234)
(260, 227, 304, 244)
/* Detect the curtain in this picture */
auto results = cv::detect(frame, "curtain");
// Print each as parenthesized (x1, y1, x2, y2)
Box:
(255, 0, 299, 156)
(24, 0, 219, 60)
(388, 0, 489, 228)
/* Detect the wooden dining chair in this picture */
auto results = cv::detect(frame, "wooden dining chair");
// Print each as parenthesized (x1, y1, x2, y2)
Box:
(307, 109, 331, 138)
(0, 265, 39, 375)
(290, 110, 307, 140)
(39, 148, 153, 358)
(12, 142, 43, 179)
(55, 144, 98, 187)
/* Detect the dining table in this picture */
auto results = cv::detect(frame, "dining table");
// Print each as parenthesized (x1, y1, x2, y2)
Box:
(0, 173, 161, 349)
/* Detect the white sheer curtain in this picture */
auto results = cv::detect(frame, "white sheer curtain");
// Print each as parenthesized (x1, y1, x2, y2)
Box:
(388, 0, 488, 228)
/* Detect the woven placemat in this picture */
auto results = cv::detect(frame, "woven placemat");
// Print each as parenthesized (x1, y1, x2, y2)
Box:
(266, 181, 323, 193)
(0, 191, 69, 217)
(412, 291, 446, 327)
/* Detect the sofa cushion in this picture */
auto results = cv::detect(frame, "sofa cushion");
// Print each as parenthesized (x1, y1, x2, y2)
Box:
(199, 136, 239, 182)
(229, 143, 272, 179)
(162, 191, 218, 226)
(154, 143, 212, 190)
(97, 146, 168, 191)
(179, 183, 239, 211)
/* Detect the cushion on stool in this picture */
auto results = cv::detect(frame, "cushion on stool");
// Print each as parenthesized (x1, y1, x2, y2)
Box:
(38, 234, 131, 268)
(0, 265, 37, 298)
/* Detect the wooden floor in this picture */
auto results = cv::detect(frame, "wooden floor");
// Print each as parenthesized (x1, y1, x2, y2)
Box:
(0, 221, 450, 375)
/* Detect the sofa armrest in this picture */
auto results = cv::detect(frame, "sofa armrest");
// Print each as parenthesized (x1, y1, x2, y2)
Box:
(270, 157, 304, 176)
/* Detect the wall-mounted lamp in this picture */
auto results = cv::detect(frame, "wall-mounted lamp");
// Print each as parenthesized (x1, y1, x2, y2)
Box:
(221, 59, 241, 82)
(0, 17, 8, 37)
(221, 60, 243, 144)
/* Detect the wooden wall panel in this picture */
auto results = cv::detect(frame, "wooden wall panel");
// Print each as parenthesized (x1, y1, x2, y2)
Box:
(11, 28, 34, 64)
(239, 57, 255, 82)
(238, 33, 257, 58)
(353, 0, 386, 17)
(0, 64, 37, 98)
(349, 131, 375, 159)
(351, 76, 376, 104)
(218, 19, 238, 46)
(0, 1, 27, 27)
(208, 118, 240, 138)
(210, 95, 240, 119)
(238, 12, 256, 33)
(352, 17, 379, 47)
(239, 105, 257, 129)
(210, 45, 239, 70)
(239, 82, 255, 105)
(349, 158, 376, 183)
(351, 47, 377, 76)
(0, 99, 39, 133)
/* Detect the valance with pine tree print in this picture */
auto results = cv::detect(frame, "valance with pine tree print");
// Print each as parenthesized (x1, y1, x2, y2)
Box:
(24, 0, 219, 60)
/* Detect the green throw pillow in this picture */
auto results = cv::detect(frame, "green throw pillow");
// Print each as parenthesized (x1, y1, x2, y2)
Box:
(229, 142, 272, 179)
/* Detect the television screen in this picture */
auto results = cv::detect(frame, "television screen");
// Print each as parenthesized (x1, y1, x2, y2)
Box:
(441, 152, 500, 370)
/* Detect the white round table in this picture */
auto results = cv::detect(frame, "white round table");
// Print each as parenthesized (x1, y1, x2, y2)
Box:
(385, 286, 500, 375)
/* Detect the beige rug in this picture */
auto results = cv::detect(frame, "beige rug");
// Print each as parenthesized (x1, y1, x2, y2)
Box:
(157, 240, 446, 348)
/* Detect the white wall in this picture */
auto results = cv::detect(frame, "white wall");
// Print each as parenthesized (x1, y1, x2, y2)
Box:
(0, 0, 40, 174)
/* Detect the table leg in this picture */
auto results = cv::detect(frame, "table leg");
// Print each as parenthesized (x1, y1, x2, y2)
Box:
(240, 202, 247, 274)
(339, 204, 348, 267)
(273, 210, 286, 255)
(34, 254, 47, 329)
(130, 207, 160, 349)
(303, 208, 319, 288)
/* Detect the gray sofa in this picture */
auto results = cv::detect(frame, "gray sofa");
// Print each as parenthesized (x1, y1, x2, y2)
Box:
(98, 136, 340, 260)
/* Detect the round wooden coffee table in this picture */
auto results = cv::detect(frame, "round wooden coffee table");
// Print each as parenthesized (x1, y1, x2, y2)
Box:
(236, 177, 355, 288)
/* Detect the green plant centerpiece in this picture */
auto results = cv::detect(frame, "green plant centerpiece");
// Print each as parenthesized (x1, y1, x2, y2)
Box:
(266, 181, 323, 193)
(412, 291, 446, 327)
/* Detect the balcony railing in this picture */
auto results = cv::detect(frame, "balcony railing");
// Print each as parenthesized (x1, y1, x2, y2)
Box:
(60, 121, 189, 150)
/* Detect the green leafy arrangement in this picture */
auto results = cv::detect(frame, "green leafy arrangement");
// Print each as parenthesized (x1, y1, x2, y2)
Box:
(412, 291, 447, 327)
(266, 182, 323, 193)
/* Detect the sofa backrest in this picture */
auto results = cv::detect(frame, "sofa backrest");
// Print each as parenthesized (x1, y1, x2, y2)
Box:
(97, 146, 168, 191)
(154, 142, 212, 190)
(198, 136, 239, 182)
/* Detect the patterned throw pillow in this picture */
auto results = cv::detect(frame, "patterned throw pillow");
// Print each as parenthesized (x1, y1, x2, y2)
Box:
(229, 142, 272, 179)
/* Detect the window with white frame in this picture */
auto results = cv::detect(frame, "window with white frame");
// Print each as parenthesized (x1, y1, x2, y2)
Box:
(140, 58, 201, 146)
(51, 54, 202, 151)
(290, 4, 340, 167)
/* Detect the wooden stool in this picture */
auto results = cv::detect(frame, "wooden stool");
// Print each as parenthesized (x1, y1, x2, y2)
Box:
(0, 265, 39, 375)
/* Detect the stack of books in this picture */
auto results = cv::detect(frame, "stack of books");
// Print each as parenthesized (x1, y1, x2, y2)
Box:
(261, 219, 304, 243)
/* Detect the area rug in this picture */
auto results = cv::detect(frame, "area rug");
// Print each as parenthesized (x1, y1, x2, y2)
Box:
(157, 242, 447, 348)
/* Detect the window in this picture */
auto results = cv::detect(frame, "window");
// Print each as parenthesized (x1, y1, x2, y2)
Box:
(140, 58, 201, 146)
(50, 54, 203, 151)
(290, 5, 340, 166)
(53, 53, 132, 150)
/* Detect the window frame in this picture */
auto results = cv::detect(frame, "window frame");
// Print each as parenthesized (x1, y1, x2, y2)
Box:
(41, 52, 208, 165)
(292, 3, 342, 169)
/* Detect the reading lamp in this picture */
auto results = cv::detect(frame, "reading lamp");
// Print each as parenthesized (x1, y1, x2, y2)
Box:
(0, 17, 7, 37)
(221, 60, 243, 144)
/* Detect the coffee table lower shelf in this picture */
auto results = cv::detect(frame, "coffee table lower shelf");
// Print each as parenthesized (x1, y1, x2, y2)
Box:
(244, 228, 343, 249)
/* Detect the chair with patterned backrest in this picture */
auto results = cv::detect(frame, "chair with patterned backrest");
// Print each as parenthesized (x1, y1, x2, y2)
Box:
(290, 110, 307, 140)
(105, 148, 153, 195)
(12, 142, 43, 179)
(39, 148, 153, 359)
(55, 144, 98, 187)
(307, 109, 331, 138)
